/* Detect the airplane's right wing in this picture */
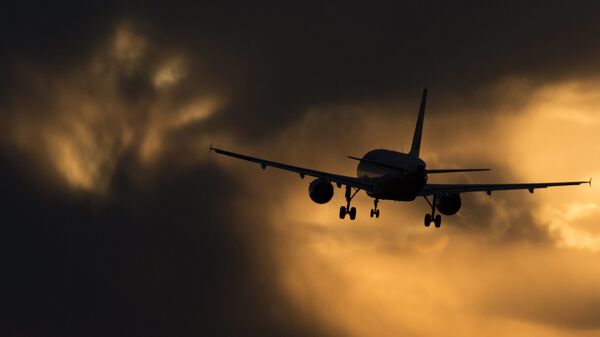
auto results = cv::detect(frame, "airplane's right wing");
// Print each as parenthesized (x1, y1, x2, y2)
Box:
(417, 180, 591, 196)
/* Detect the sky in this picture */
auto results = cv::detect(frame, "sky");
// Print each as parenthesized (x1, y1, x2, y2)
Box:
(1, 2, 600, 336)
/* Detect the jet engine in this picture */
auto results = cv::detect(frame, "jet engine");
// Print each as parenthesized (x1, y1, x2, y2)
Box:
(308, 178, 334, 204)
(435, 193, 462, 215)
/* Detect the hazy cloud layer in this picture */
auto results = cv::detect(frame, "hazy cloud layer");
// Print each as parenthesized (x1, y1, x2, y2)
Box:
(1, 2, 600, 336)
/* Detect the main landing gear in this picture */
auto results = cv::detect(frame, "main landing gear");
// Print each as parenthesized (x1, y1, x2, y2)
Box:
(370, 198, 380, 218)
(423, 195, 442, 228)
(339, 185, 359, 220)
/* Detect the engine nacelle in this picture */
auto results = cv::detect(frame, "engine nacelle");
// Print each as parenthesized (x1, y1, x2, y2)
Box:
(435, 193, 462, 215)
(308, 178, 334, 204)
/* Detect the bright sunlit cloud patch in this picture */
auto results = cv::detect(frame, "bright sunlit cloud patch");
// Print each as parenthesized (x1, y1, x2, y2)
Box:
(112, 24, 147, 72)
(140, 97, 220, 162)
(499, 81, 600, 251)
(565, 202, 598, 221)
(153, 55, 187, 89)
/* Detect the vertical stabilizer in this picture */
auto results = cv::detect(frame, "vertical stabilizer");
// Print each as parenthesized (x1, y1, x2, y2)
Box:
(409, 89, 427, 158)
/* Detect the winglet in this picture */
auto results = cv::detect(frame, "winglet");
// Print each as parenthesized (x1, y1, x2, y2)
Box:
(409, 89, 427, 158)
(589, 177, 593, 187)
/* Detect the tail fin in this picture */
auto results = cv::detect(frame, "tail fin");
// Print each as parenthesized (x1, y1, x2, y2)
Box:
(409, 89, 427, 158)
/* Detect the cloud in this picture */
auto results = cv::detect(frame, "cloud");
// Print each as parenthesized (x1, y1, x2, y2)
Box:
(226, 84, 600, 335)
(7, 2, 600, 139)
(0, 147, 336, 337)
(2, 3, 600, 337)
(0, 22, 332, 337)
(276, 230, 600, 336)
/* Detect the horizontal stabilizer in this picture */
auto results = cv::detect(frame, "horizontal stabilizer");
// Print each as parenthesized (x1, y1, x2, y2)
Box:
(426, 168, 490, 174)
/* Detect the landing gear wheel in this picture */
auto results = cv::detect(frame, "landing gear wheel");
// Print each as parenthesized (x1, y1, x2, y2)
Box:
(370, 199, 380, 219)
(340, 186, 360, 220)
(349, 207, 357, 220)
(339, 206, 346, 219)
(423, 196, 443, 228)
(434, 215, 442, 228)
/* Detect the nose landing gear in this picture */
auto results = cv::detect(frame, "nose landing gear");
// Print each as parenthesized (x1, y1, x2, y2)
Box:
(423, 195, 442, 228)
(339, 185, 359, 220)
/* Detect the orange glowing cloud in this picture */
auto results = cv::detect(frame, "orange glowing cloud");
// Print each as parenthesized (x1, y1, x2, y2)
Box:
(212, 80, 600, 337)
(7, 24, 221, 193)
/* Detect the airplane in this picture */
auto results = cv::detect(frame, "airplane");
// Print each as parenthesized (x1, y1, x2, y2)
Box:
(210, 89, 591, 228)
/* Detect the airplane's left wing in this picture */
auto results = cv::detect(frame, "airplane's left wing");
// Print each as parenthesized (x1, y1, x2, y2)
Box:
(210, 146, 373, 191)
(417, 180, 590, 196)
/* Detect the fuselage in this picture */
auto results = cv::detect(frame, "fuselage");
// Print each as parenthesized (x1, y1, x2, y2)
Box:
(357, 149, 427, 201)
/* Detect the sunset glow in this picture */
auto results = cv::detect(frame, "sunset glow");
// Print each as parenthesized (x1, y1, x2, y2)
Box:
(2, 3, 600, 336)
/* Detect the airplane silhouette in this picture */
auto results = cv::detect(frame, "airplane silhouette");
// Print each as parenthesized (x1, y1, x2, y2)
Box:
(211, 89, 590, 227)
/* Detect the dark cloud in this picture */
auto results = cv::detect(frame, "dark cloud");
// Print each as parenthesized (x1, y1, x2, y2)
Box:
(0, 149, 331, 337)
(1, 2, 116, 75)
(127, 1, 600, 139)
(4, 2, 600, 139)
